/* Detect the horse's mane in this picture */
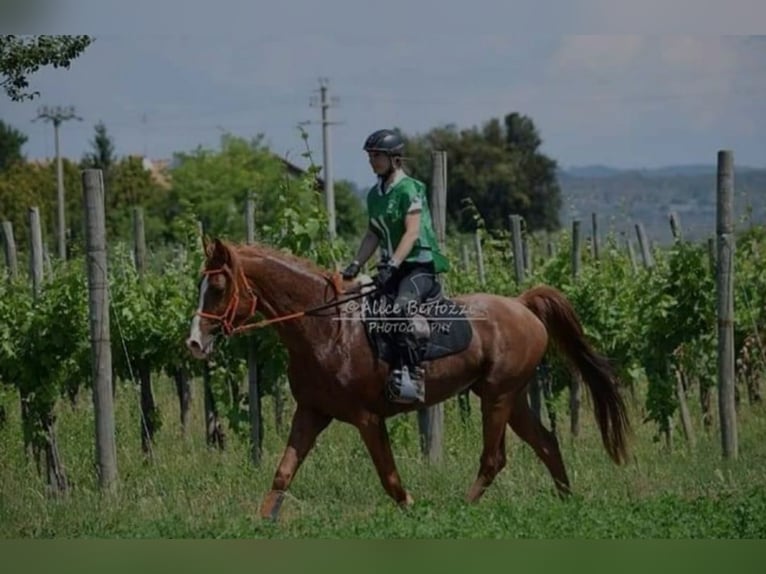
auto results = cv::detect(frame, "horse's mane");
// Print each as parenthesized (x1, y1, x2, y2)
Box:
(234, 241, 331, 279)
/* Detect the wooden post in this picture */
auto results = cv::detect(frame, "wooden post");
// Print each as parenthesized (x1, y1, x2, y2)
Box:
(245, 195, 262, 466)
(669, 211, 682, 241)
(716, 150, 738, 460)
(133, 207, 147, 278)
(524, 237, 533, 275)
(131, 206, 157, 455)
(675, 369, 696, 448)
(418, 150, 447, 464)
(82, 169, 118, 489)
(43, 244, 53, 278)
(707, 237, 716, 274)
(635, 222, 654, 268)
(473, 229, 486, 286)
(509, 215, 525, 285)
(628, 239, 639, 273)
(28, 208, 44, 297)
(570, 219, 582, 437)
(571, 219, 581, 279)
(460, 242, 470, 273)
(591, 212, 600, 260)
(1, 221, 18, 280)
(203, 363, 226, 450)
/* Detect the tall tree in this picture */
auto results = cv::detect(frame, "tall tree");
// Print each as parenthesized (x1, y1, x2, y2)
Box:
(401, 113, 562, 233)
(81, 120, 116, 173)
(0, 120, 27, 171)
(0, 35, 94, 101)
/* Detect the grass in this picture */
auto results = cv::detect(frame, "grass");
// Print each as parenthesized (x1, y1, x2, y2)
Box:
(1, 379, 765, 538)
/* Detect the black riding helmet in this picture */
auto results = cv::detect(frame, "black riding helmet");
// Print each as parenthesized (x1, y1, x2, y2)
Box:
(363, 129, 405, 156)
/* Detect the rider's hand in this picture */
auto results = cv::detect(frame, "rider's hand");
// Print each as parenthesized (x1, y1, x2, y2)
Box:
(341, 260, 361, 280)
(373, 262, 396, 290)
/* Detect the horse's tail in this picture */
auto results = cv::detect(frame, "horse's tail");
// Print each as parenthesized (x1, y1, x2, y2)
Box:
(518, 285, 631, 465)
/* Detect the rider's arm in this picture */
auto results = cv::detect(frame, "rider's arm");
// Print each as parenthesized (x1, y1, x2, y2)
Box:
(390, 210, 421, 268)
(352, 227, 380, 267)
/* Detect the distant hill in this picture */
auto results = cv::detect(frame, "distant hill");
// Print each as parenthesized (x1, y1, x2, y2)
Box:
(557, 165, 766, 246)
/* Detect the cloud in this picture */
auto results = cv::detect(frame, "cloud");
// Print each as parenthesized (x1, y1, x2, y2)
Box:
(572, 0, 766, 33)
(545, 36, 757, 132)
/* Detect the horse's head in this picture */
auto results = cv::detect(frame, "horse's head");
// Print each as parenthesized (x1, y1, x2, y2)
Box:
(185, 238, 257, 360)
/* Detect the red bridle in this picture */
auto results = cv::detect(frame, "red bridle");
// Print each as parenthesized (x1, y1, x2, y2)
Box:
(196, 265, 258, 336)
(196, 263, 367, 337)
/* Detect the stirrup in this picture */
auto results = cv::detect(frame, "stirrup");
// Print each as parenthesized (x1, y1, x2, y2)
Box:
(385, 365, 425, 404)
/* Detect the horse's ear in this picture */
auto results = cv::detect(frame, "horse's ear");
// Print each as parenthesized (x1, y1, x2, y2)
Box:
(202, 234, 213, 258)
(211, 238, 232, 266)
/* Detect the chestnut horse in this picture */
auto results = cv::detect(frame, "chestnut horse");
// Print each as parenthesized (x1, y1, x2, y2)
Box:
(186, 238, 631, 520)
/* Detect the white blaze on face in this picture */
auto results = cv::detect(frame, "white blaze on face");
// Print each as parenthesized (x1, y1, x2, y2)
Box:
(186, 276, 215, 359)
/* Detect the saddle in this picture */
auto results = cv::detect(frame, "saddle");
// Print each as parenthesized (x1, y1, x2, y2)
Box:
(358, 280, 474, 367)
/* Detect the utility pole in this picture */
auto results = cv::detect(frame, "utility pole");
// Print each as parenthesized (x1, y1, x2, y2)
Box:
(310, 78, 340, 241)
(34, 105, 82, 260)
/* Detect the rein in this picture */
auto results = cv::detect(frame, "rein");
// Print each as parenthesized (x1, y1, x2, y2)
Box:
(197, 266, 378, 336)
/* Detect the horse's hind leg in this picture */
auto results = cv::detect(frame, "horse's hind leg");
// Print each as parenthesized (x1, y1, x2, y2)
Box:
(508, 392, 571, 496)
(466, 394, 513, 503)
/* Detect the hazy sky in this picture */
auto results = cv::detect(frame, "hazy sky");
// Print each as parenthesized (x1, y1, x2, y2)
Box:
(2, 1, 765, 188)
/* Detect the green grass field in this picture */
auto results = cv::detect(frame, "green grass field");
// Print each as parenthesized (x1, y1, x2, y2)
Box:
(1, 380, 765, 538)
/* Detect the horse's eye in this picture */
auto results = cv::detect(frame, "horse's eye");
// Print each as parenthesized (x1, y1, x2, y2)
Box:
(209, 274, 226, 291)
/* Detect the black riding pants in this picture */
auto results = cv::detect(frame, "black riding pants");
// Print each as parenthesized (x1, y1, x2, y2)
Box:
(391, 261, 437, 317)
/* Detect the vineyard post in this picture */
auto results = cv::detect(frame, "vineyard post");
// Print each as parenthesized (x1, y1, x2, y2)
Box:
(569, 219, 582, 437)
(245, 194, 263, 466)
(419, 149, 447, 463)
(668, 214, 696, 447)
(43, 244, 52, 278)
(591, 212, 600, 260)
(635, 222, 654, 268)
(707, 238, 716, 274)
(524, 235, 533, 275)
(509, 215, 525, 286)
(473, 228, 486, 286)
(82, 169, 118, 489)
(571, 219, 582, 279)
(132, 206, 157, 455)
(625, 234, 638, 273)
(512, 214, 542, 419)
(716, 150, 738, 460)
(669, 211, 682, 241)
(460, 243, 470, 273)
(19, 209, 45, 460)
(1, 221, 18, 280)
(547, 234, 557, 259)
(133, 207, 147, 278)
(29, 208, 44, 297)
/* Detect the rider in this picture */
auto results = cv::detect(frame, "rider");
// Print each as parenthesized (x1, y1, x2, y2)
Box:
(341, 128, 450, 403)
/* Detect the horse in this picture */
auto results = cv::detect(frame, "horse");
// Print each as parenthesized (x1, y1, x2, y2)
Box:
(186, 238, 631, 520)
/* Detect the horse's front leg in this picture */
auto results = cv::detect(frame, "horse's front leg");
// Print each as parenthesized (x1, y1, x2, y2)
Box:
(356, 412, 413, 507)
(259, 404, 332, 520)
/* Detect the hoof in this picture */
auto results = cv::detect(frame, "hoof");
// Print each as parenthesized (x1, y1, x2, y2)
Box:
(399, 491, 415, 508)
(259, 490, 286, 521)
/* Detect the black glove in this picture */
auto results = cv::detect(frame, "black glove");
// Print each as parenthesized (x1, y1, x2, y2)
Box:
(341, 260, 361, 280)
(373, 262, 396, 290)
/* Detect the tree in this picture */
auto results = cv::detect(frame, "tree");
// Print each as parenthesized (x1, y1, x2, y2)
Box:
(0, 35, 94, 101)
(0, 120, 27, 171)
(81, 121, 116, 174)
(401, 113, 562, 234)
(164, 134, 296, 243)
(333, 179, 366, 240)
